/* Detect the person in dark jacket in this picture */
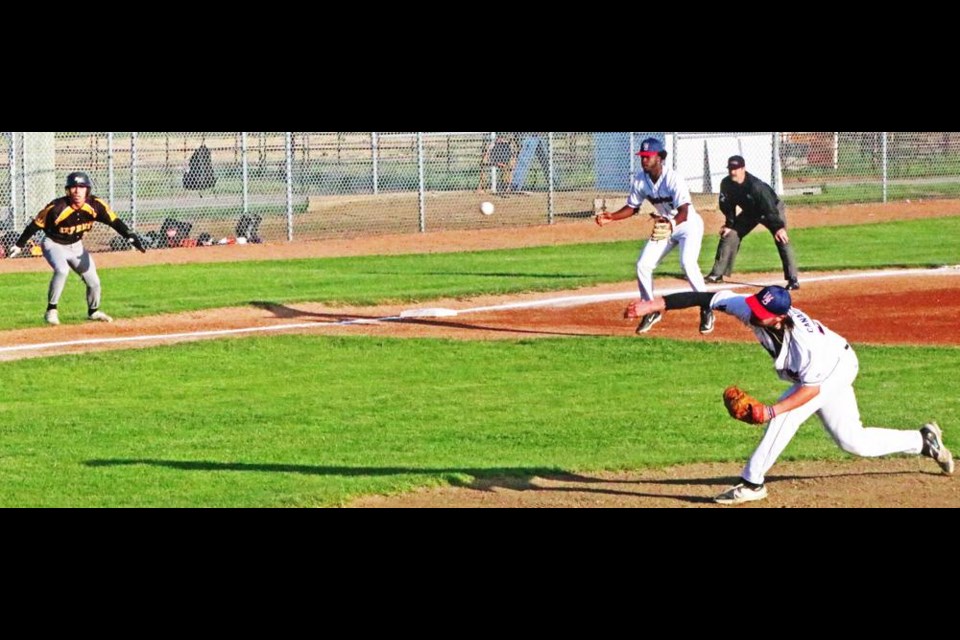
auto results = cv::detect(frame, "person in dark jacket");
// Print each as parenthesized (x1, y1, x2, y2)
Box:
(705, 155, 800, 290)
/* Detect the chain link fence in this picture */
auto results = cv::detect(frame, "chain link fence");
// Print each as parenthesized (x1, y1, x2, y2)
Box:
(2, 132, 959, 254)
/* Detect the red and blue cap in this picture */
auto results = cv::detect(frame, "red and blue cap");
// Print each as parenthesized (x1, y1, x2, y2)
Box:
(636, 137, 665, 157)
(746, 285, 792, 320)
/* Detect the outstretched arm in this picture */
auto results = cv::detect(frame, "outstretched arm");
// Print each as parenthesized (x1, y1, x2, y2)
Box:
(104, 217, 146, 253)
(13, 221, 41, 249)
(595, 204, 638, 227)
(772, 384, 819, 416)
(624, 292, 714, 319)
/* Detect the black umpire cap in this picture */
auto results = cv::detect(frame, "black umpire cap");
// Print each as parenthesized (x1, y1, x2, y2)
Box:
(727, 155, 746, 170)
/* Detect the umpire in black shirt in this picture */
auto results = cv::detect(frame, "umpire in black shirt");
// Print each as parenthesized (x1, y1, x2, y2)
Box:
(705, 155, 800, 289)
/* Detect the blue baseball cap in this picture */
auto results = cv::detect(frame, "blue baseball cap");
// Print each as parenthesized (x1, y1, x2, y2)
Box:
(636, 137, 665, 157)
(746, 285, 792, 320)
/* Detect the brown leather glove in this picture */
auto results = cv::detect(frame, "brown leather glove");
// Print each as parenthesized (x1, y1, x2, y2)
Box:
(723, 386, 774, 425)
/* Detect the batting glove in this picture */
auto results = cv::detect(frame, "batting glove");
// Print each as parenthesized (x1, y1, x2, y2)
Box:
(128, 234, 147, 253)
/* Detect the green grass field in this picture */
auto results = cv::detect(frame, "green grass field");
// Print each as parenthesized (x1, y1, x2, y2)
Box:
(2, 337, 957, 507)
(0, 216, 958, 506)
(785, 182, 960, 206)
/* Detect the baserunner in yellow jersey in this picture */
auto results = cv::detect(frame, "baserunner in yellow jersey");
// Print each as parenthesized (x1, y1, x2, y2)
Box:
(8, 171, 146, 325)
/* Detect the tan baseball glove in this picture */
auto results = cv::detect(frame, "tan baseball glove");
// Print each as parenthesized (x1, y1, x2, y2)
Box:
(723, 386, 774, 425)
(650, 218, 672, 241)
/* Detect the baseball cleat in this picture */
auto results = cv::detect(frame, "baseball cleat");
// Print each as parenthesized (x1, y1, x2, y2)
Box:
(44, 309, 60, 326)
(920, 422, 954, 475)
(714, 482, 768, 505)
(705, 275, 724, 284)
(635, 311, 662, 334)
(786, 279, 801, 290)
(87, 310, 114, 323)
(699, 308, 715, 334)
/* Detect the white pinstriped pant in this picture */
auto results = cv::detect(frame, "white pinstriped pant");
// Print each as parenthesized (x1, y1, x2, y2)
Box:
(635, 211, 707, 300)
(741, 347, 924, 485)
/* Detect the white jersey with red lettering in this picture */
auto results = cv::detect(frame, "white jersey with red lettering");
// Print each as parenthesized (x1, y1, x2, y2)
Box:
(709, 290, 849, 385)
(626, 165, 698, 222)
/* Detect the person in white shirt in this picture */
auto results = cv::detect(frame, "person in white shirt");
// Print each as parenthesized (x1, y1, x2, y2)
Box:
(595, 137, 712, 335)
(624, 285, 954, 505)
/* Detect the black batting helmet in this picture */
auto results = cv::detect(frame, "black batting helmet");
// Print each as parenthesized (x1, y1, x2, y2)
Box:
(65, 171, 93, 189)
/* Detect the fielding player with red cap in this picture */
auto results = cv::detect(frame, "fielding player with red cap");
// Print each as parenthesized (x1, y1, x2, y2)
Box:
(595, 137, 713, 336)
(624, 285, 954, 505)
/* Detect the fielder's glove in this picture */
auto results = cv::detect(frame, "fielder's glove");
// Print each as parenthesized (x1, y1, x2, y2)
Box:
(7, 245, 22, 259)
(723, 385, 775, 425)
(650, 218, 672, 241)
(127, 233, 147, 253)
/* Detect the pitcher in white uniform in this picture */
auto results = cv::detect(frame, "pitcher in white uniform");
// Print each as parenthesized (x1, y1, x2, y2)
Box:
(595, 137, 712, 335)
(625, 285, 955, 505)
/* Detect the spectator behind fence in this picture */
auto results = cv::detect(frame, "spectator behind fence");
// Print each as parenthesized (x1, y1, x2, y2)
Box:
(476, 134, 517, 194)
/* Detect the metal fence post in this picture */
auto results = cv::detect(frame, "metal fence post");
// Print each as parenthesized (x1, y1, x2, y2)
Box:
(771, 132, 780, 194)
(241, 131, 249, 216)
(19, 133, 26, 224)
(417, 132, 425, 233)
(8, 133, 16, 227)
(488, 132, 497, 193)
(131, 132, 138, 229)
(371, 132, 379, 195)
(672, 132, 678, 172)
(629, 131, 636, 177)
(547, 132, 555, 224)
(285, 132, 293, 241)
(107, 132, 115, 205)
(882, 132, 888, 203)
(832, 132, 839, 170)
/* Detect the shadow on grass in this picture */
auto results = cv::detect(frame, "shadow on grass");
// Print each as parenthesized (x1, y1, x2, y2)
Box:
(249, 300, 608, 337)
(249, 301, 368, 319)
(83, 459, 714, 504)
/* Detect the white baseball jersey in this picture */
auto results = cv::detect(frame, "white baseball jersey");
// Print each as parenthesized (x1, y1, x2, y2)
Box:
(710, 290, 849, 386)
(626, 166, 698, 221)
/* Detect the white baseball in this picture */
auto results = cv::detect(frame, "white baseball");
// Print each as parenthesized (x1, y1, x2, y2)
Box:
(480, 201, 495, 216)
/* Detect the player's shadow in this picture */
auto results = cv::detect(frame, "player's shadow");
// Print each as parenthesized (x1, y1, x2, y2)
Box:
(249, 300, 376, 321)
(386, 316, 597, 338)
(83, 459, 715, 504)
(249, 300, 606, 338)
(360, 271, 590, 279)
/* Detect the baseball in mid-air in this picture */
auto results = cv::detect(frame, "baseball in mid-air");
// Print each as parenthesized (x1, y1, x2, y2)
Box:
(480, 201, 495, 216)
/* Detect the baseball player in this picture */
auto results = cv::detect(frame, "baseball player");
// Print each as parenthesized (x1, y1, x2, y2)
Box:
(595, 137, 713, 335)
(7, 171, 146, 325)
(706, 155, 800, 290)
(625, 285, 954, 505)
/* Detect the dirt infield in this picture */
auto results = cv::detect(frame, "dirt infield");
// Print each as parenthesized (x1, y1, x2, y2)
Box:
(1, 198, 957, 507)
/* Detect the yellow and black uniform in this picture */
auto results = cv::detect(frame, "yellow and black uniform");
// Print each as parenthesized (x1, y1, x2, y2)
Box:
(15, 195, 133, 248)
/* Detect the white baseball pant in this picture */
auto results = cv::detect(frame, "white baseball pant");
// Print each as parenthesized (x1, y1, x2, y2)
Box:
(741, 347, 924, 485)
(635, 211, 707, 301)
